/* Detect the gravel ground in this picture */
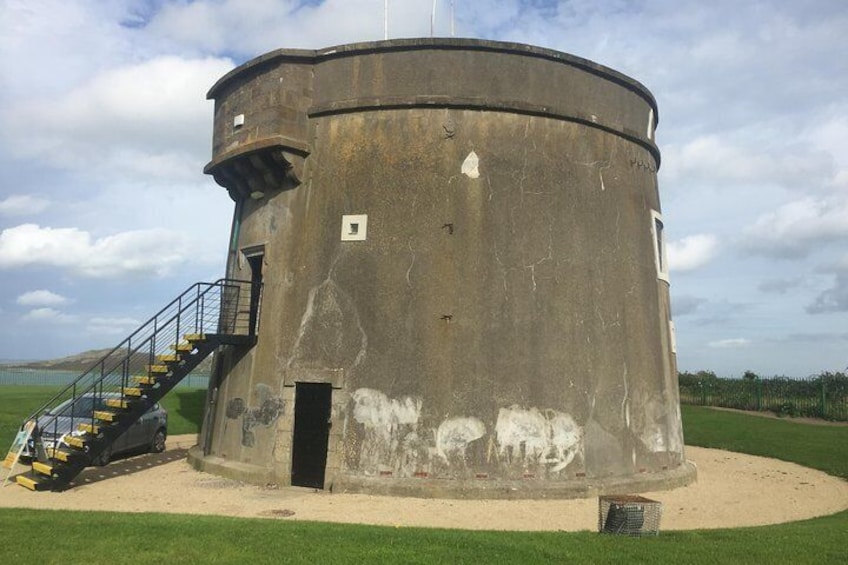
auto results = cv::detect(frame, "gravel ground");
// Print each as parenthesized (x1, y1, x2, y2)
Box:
(2, 434, 847, 531)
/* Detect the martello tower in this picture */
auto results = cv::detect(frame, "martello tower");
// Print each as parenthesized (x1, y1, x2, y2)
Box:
(188, 39, 695, 498)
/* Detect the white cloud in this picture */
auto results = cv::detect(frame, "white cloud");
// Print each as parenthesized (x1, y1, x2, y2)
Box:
(87, 317, 141, 336)
(146, 0, 440, 54)
(661, 135, 835, 191)
(0, 0, 135, 97)
(743, 196, 848, 259)
(667, 234, 718, 272)
(0, 195, 50, 217)
(21, 307, 75, 323)
(708, 338, 751, 349)
(0, 223, 196, 278)
(16, 290, 69, 307)
(3, 55, 234, 182)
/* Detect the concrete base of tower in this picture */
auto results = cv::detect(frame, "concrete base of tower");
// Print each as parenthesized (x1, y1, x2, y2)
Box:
(188, 445, 697, 499)
(188, 446, 276, 486)
(327, 463, 697, 500)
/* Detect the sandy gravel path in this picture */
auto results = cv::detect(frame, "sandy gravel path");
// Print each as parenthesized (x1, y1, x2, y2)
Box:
(3, 434, 847, 531)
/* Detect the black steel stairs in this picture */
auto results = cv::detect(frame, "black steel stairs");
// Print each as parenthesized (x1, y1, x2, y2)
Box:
(11, 279, 260, 491)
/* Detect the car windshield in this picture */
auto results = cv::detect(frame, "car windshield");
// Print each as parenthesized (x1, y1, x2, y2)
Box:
(54, 397, 106, 418)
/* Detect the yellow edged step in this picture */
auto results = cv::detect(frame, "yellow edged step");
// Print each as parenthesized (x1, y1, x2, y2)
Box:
(147, 364, 169, 374)
(185, 333, 205, 342)
(45, 448, 72, 462)
(16, 474, 48, 491)
(77, 423, 101, 434)
(32, 461, 53, 476)
(170, 343, 194, 352)
(104, 398, 129, 409)
(63, 436, 86, 449)
(133, 375, 157, 385)
(121, 387, 143, 397)
(157, 354, 180, 363)
(94, 410, 118, 422)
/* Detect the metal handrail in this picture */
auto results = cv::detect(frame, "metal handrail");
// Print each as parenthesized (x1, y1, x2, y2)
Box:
(23, 278, 254, 433)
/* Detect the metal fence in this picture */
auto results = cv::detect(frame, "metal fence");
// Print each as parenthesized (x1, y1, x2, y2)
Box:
(0, 368, 209, 389)
(678, 372, 848, 422)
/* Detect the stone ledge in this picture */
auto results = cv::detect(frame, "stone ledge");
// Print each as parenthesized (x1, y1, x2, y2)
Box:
(325, 462, 697, 500)
(188, 446, 275, 485)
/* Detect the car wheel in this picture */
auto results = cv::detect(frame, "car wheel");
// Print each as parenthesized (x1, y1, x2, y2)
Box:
(94, 447, 111, 467)
(150, 429, 166, 453)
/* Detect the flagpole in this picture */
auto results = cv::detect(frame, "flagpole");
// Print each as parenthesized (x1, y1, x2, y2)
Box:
(431, 0, 437, 37)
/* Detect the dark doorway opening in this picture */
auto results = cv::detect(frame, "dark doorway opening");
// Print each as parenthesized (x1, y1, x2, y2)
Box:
(291, 382, 332, 488)
(244, 252, 263, 336)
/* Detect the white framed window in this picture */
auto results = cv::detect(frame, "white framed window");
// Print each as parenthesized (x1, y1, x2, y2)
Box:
(341, 214, 368, 241)
(650, 210, 669, 282)
(669, 320, 677, 354)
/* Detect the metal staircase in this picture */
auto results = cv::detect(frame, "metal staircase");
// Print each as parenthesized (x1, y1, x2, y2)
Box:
(12, 278, 260, 491)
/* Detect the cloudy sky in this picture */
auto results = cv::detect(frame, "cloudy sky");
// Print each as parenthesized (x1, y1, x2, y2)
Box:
(1, 0, 846, 377)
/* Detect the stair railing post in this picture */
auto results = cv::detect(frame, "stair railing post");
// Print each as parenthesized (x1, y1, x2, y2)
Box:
(175, 295, 182, 351)
(195, 284, 201, 334)
(150, 317, 158, 368)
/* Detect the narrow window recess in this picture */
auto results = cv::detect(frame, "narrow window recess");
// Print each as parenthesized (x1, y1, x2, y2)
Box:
(341, 214, 367, 241)
(650, 210, 669, 282)
(669, 320, 677, 354)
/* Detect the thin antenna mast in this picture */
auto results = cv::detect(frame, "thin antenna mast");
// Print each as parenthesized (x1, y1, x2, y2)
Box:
(451, 0, 455, 37)
(384, 0, 388, 40)
(431, 0, 437, 37)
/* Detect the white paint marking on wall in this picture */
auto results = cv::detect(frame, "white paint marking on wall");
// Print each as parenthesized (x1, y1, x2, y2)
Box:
(435, 417, 486, 460)
(638, 398, 672, 453)
(461, 151, 480, 178)
(495, 406, 582, 472)
(598, 160, 611, 192)
(352, 388, 421, 441)
(545, 412, 582, 471)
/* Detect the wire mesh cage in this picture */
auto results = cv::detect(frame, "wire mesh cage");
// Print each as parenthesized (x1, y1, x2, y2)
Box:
(598, 495, 662, 536)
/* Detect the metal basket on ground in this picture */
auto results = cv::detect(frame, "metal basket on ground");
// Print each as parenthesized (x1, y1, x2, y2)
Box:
(598, 495, 662, 536)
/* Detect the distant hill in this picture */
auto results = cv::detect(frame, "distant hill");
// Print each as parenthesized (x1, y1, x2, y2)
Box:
(2, 348, 213, 373)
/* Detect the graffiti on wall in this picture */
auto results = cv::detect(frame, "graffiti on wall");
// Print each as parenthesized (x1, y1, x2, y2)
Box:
(348, 388, 584, 477)
(225, 383, 285, 447)
(494, 406, 583, 472)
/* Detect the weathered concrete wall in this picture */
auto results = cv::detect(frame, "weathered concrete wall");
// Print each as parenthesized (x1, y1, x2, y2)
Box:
(189, 38, 695, 498)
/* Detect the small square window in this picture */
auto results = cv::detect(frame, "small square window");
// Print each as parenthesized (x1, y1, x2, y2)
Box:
(341, 214, 367, 241)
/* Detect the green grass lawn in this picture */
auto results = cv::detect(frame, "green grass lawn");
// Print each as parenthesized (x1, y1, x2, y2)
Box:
(680, 405, 848, 479)
(0, 386, 205, 448)
(1, 389, 846, 564)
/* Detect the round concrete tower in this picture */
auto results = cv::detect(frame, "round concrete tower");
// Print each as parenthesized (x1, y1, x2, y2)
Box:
(189, 38, 695, 498)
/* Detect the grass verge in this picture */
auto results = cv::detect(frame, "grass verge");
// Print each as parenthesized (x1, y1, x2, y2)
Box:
(681, 405, 848, 479)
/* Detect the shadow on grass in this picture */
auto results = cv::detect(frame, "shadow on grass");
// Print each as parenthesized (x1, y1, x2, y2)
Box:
(160, 389, 206, 435)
